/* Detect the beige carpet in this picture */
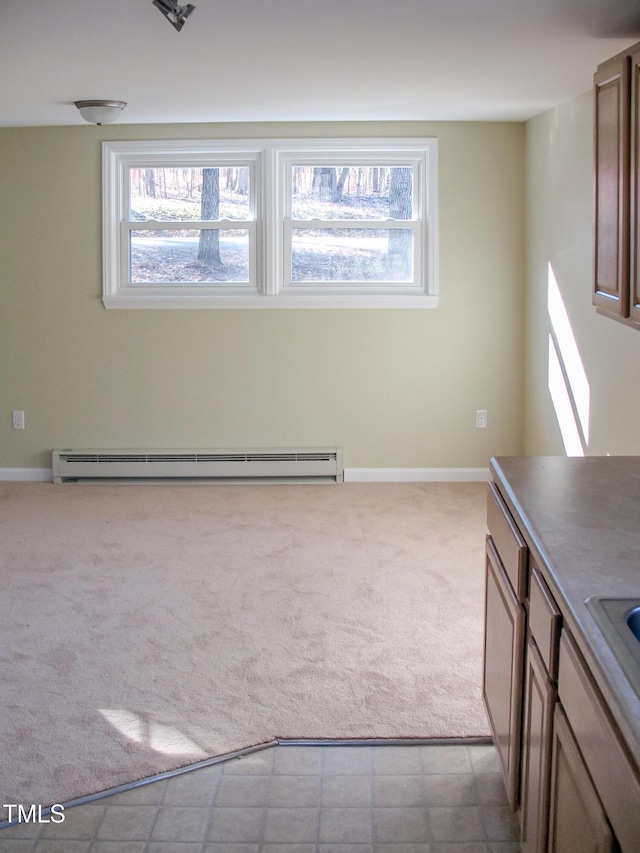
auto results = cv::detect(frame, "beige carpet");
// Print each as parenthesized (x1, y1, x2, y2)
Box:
(0, 481, 489, 818)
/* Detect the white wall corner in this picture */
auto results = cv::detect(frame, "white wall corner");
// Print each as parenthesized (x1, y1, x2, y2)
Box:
(344, 468, 491, 483)
(0, 468, 53, 482)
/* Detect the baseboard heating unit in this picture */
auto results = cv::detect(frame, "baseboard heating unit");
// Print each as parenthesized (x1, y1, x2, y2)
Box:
(52, 448, 344, 484)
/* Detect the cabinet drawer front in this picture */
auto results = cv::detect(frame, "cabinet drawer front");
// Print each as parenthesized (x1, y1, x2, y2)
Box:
(529, 566, 562, 680)
(558, 630, 640, 853)
(487, 482, 527, 602)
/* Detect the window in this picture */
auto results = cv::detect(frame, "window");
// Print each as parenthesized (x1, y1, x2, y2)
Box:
(128, 166, 253, 286)
(103, 141, 263, 306)
(103, 139, 437, 308)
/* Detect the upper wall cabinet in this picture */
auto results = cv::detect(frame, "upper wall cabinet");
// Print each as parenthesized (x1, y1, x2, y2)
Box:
(593, 42, 640, 327)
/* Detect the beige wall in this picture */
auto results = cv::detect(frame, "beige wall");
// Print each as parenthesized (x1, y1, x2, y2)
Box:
(0, 121, 525, 471)
(525, 94, 640, 456)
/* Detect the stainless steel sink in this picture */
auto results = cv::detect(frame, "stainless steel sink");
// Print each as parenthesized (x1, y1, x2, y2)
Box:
(585, 597, 640, 699)
(628, 606, 640, 642)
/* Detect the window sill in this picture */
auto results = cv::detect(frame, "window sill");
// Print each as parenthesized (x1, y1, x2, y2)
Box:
(102, 293, 439, 310)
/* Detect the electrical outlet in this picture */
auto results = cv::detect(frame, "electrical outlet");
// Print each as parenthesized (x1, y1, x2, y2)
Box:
(475, 409, 487, 429)
(12, 410, 25, 430)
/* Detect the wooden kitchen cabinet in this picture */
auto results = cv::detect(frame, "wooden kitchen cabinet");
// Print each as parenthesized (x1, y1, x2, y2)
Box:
(483, 537, 526, 810)
(633, 45, 640, 322)
(483, 484, 527, 811)
(484, 476, 639, 851)
(558, 630, 640, 853)
(548, 705, 617, 853)
(520, 566, 561, 853)
(521, 639, 556, 853)
(594, 41, 640, 326)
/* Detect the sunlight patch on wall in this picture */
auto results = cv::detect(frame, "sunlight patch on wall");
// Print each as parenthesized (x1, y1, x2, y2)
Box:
(547, 263, 590, 456)
(99, 709, 209, 758)
(548, 336, 584, 456)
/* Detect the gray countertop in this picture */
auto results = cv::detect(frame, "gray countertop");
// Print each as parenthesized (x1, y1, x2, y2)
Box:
(490, 455, 640, 770)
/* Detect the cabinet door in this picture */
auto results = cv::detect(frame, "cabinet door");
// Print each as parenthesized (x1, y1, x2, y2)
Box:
(548, 705, 616, 853)
(594, 51, 631, 318)
(520, 638, 556, 853)
(631, 45, 640, 322)
(482, 535, 526, 810)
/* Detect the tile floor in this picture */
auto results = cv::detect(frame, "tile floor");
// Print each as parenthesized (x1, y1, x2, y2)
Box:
(0, 742, 521, 852)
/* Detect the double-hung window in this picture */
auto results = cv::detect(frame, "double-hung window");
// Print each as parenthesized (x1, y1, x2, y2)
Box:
(103, 141, 263, 306)
(103, 138, 437, 308)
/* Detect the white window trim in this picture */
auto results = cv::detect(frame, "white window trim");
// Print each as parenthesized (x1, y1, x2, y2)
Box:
(102, 138, 438, 309)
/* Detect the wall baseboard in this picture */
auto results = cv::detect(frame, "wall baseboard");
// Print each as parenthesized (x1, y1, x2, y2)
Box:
(0, 468, 53, 482)
(344, 467, 490, 482)
(0, 467, 490, 484)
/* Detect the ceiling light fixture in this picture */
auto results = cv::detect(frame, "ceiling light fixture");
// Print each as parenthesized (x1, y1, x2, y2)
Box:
(152, 0, 196, 31)
(74, 100, 127, 125)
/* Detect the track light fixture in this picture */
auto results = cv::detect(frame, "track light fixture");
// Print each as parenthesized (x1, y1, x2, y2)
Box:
(153, 0, 196, 31)
(74, 100, 127, 125)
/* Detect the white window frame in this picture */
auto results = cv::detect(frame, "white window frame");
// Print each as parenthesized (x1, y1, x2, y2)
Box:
(102, 138, 438, 309)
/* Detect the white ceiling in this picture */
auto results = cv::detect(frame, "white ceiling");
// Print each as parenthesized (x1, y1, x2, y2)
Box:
(1, 0, 639, 127)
